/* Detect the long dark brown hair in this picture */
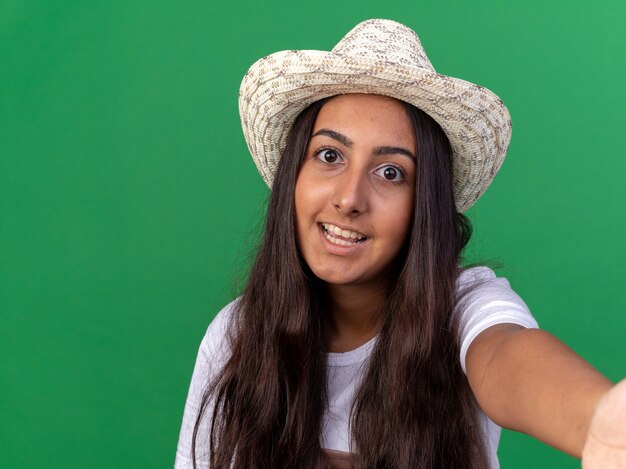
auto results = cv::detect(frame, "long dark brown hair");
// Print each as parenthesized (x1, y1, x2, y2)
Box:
(192, 96, 489, 468)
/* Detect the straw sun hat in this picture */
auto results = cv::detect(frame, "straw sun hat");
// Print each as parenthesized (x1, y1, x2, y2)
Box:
(238, 19, 512, 212)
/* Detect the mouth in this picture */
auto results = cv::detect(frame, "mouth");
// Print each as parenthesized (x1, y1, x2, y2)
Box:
(320, 222, 368, 247)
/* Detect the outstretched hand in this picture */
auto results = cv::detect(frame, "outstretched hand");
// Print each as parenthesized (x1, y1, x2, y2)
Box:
(582, 377, 626, 468)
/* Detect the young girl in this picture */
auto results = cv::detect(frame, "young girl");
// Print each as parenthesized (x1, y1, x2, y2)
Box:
(174, 19, 625, 468)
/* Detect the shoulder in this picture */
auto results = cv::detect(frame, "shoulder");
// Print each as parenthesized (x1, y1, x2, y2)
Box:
(457, 265, 512, 292)
(198, 297, 241, 362)
(174, 299, 241, 468)
(456, 266, 529, 312)
(205, 298, 241, 338)
(456, 266, 539, 373)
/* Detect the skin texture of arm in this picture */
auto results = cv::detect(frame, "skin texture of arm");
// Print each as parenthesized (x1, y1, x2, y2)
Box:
(465, 323, 621, 460)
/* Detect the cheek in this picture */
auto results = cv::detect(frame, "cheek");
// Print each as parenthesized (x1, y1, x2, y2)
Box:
(381, 195, 414, 245)
(294, 174, 320, 235)
(294, 179, 308, 227)
(294, 170, 328, 221)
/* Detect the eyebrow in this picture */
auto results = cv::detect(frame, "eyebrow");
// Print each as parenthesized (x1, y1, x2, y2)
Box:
(311, 128, 416, 162)
(373, 145, 416, 163)
(312, 129, 353, 147)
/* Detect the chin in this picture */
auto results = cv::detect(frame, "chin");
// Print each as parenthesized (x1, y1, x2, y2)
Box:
(310, 268, 370, 287)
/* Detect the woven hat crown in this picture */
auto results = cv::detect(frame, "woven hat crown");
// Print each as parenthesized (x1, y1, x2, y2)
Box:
(331, 19, 435, 72)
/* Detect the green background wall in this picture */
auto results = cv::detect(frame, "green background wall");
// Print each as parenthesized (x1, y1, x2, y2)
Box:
(1, 0, 624, 467)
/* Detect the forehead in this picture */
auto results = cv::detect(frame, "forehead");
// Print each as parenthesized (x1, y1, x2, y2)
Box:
(317, 93, 405, 116)
(312, 94, 415, 144)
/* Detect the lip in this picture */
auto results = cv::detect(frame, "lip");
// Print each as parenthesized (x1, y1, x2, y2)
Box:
(317, 223, 369, 255)
(320, 221, 368, 238)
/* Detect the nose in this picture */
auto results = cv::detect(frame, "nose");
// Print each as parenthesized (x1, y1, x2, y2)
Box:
(331, 166, 369, 216)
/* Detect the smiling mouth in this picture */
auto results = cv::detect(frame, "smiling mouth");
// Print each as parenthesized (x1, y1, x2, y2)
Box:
(320, 223, 368, 246)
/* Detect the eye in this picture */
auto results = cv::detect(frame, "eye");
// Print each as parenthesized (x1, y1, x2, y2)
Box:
(315, 148, 343, 164)
(375, 165, 405, 183)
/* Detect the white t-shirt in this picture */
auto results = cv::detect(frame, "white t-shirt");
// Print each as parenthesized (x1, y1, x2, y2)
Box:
(174, 266, 539, 468)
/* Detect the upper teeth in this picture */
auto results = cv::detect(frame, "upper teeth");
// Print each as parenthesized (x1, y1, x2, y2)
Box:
(322, 223, 366, 240)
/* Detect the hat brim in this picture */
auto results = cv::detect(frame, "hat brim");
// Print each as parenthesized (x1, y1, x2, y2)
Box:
(239, 49, 511, 212)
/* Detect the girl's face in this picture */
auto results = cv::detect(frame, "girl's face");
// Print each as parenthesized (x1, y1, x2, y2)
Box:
(294, 94, 416, 289)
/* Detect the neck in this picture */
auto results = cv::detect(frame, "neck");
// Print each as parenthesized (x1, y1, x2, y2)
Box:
(324, 282, 389, 353)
